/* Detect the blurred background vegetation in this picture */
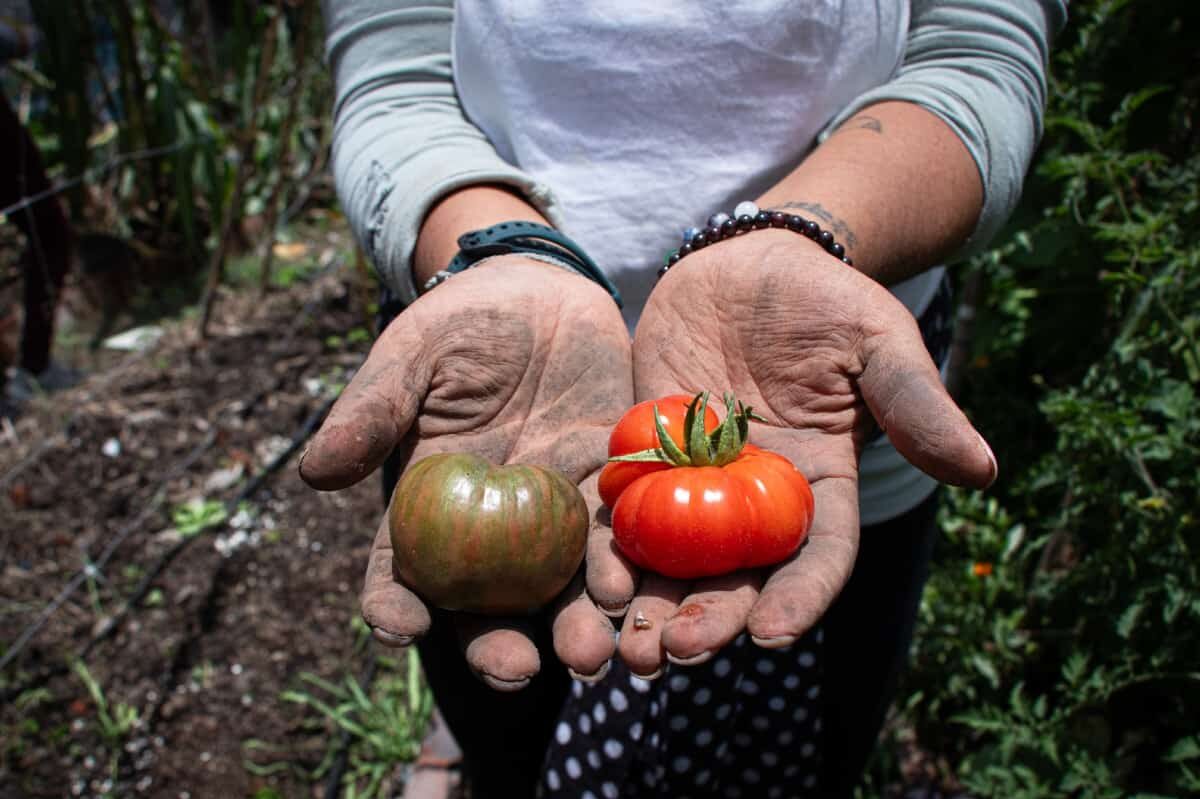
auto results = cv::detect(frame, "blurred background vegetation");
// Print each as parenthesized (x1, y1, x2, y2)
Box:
(865, 1, 1200, 796)
(2, 0, 1197, 796)
(1, 0, 336, 355)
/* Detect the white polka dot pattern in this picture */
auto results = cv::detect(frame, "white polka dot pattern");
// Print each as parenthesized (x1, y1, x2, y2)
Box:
(542, 626, 824, 797)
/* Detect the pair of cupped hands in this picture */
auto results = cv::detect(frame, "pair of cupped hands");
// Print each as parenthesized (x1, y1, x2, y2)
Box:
(298, 230, 996, 691)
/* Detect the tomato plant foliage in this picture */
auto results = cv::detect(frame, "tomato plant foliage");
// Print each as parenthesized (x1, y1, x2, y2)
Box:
(869, 2, 1200, 796)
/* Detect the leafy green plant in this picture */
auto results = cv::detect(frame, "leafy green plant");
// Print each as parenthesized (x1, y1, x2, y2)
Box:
(172, 497, 228, 538)
(142, 587, 164, 608)
(244, 648, 433, 798)
(875, 2, 1200, 797)
(1, 687, 52, 762)
(25, 0, 332, 314)
(71, 660, 140, 747)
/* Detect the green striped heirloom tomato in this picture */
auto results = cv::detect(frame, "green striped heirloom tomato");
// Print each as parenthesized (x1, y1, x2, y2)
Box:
(387, 453, 588, 615)
(607, 393, 814, 579)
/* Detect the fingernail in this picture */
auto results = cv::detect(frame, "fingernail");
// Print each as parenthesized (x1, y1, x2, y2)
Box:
(371, 628, 415, 647)
(569, 659, 612, 684)
(979, 433, 998, 486)
(598, 600, 630, 619)
(480, 674, 532, 692)
(630, 667, 663, 681)
(666, 650, 715, 667)
(751, 634, 796, 649)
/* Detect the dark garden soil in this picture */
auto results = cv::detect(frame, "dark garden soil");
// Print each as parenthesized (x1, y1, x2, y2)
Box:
(0, 235, 435, 798)
(0, 215, 955, 799)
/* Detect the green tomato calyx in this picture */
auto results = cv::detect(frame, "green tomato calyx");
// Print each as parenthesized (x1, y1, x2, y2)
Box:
(609, 392, 765, 468)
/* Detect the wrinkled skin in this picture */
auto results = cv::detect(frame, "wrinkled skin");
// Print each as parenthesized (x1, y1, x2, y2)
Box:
(299, 256, 633, 690)
(595, 230, 998, 677)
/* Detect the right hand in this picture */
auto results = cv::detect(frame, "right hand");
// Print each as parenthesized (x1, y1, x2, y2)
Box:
(609, 231, 996, 676)
(299, 256, 635, 690)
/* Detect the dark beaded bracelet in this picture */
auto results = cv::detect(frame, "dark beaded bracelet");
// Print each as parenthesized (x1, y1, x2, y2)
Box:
(658, 201, 854, 278)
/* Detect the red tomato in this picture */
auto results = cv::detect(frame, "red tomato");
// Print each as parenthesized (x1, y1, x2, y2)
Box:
(604, 391, 815, 579)
(611, 445, 813, 579)
(597, 394, 720, 508)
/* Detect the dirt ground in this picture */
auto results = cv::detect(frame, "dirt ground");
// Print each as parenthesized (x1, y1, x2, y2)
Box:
(0, 230, 436, 798)
(0, 215, 958, 799)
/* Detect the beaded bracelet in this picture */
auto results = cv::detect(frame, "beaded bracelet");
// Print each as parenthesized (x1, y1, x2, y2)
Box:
(658, 201, 854, 278)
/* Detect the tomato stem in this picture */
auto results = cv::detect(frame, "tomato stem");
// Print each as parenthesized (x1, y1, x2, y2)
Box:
(607, 391, 761, 467)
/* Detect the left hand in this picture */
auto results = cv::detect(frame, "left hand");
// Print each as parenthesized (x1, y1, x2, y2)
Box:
(595, 229, 997, 676)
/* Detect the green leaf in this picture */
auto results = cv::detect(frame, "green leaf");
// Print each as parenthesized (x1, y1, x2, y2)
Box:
(172, 498, 229, 538)
(682, 394, 697, 454)
(608, 448, 673, 463)
(1166, 735, 1200, 763)
(971, 654, 1001, 688)
(952, 710, 1008, 733)
(654, 403, 691, 466)
(1116, 602, 1143, 639)
(1062, 652, 1089, 687)
(1002, 523, 1026, 562)
(688, 393, 714, 465)
(711, 393, 742, 466)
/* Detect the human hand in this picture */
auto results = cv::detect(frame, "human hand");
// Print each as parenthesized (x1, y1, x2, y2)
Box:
(299, 257, 633, 690)
(602, 230, 997, 676)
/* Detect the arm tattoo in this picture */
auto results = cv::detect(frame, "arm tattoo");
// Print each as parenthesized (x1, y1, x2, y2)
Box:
(774, 201, 858, 251)
(843, 115, 883, 134)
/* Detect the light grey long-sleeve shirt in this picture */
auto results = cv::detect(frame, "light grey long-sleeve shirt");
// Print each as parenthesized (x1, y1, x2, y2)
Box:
(323, 0, 1066, 522)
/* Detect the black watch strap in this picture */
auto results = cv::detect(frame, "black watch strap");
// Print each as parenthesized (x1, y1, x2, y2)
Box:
(429, 221, 623, 308)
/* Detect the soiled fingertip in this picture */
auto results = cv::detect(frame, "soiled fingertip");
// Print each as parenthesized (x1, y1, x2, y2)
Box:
(297, 436, 363, 491)
(666, 650, 715, 667)
(568, 659, 612, 684)
(297, 440, 340, 490)
(751, 634, 797, 650)
(480, 674, 532, 692)
(299, 417, 398, 490)
(371, 628, 416, 648)
(360, 592, 431, 646)
(980, 432, 999, 488)
(462, 626, 542, 689)
(586, 549, 637, 618)
(597, 600, 630, 618)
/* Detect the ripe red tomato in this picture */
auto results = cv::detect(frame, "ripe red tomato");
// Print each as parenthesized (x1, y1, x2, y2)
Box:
(597, 394, 719, 508)
(605, 393, 814, 579)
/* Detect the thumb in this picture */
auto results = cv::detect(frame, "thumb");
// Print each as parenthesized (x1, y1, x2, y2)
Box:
(299, 312, 433, 490)
(857, 308, 997, 489)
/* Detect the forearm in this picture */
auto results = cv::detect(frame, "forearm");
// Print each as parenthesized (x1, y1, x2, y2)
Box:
(755, 0, 1065, 285)
(325, 0, 561, 303)
(755, 100, 983, 286)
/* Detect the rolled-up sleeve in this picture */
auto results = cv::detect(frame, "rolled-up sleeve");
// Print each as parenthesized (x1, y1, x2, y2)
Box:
(323, 0, 562, 302)
(820, 0, 1068, 259)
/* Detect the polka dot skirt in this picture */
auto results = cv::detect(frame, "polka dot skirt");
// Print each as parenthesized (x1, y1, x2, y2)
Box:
(541, 627, 824, 798)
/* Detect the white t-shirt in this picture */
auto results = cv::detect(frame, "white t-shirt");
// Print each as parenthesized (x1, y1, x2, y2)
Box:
(323, 0, 1063, 523)
(452, 1, 942, 322)
(450, 0, 940, 522)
